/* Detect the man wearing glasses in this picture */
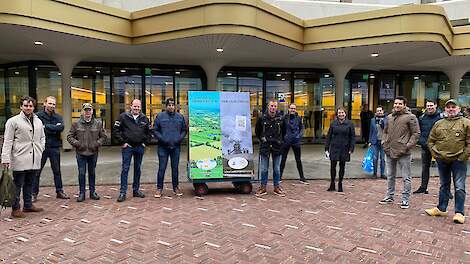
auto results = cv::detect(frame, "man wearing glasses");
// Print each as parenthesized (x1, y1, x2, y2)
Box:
(280, 103, 307, 184)
(2, 96, 45, 218)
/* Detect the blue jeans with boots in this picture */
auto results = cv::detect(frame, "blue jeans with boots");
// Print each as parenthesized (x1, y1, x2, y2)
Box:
(76, 154, 98, 195)
(260, 153, 282, 187)
(156, 146, 181, 190)
(436, 159, 467, 215)
(119, 145, 145, 195)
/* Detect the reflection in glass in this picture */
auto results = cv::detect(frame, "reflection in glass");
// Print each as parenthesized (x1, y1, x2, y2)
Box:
(175, 69, 203, 117)
(460, 72, 470, 107)
(0, 69, 5, 132)
(145, 68, 174, 123)
(36, 65, 62, 114)
(239, 71, 263, 135)
(216, 71, 237, 91)
(266, 72, 291, 115)
(7, 66, 29, 116)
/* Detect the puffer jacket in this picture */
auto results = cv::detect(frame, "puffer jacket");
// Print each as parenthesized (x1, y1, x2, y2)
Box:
(1, 111, 45, 171)
(418, 111, 441, 148)
(67, 117, 107, 156)
(428, 116, 470, 162)
(382, 109, 420, 159)
(255, 111, 285, 156)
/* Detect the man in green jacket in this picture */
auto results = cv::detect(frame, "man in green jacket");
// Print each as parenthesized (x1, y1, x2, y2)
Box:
(425, 99, 470, 224)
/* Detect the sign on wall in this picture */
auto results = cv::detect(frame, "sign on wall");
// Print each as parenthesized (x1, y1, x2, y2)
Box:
(188, 91, 254, 180)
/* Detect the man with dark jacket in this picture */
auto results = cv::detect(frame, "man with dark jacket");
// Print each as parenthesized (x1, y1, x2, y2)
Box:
(369, 106, 387, 178)
(33, 96, 69, 201)
(414, 99, 441, 194)
(153, 98, 187, 198)
(67, 103, 107, 202)
(114, 99, 152, 202)
(255, 99, 286, 197)
(379, 96, 420, 209)
(425, 99, 470, 224)
(280, 103, 306, 183)
(360, 104, 374, 148)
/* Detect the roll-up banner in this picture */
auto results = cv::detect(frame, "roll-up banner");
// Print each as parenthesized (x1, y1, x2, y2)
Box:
(188, 91, 254, 180)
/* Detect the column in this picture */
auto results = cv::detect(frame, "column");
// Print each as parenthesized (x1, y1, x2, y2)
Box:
(329, 64, 353, 109)
(444, 68, 468, 99)
(200, 61, 225, 91)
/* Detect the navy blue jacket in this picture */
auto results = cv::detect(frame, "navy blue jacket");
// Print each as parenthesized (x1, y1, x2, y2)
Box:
(419, 111, 442, 148)
(369, 115, 387, 145)
(37, 110, 64, 148)
(283, 113, 304, 146)
(153, 111, 187, 148)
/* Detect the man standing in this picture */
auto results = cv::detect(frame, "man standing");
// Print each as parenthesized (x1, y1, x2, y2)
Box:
(425, 99, 470, 224)
(33, 96, 69, 201)
(153, 98, 187, 198)
(379, 96, 420, 209)
(1, 96, 45, 218)
(255, 99, 286, 197)
(67, 103, 107, 202)
(280, 103, 306, 184)
(360, 104, 373, 148)
(369, 106, 387, 178)
(114, 99, 152, 202)
(413, 99, 441, 194)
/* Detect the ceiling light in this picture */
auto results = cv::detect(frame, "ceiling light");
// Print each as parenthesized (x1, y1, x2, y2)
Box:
(324, 74, 330, 78)
(83, 75, 88, 78)
(276, 74, 281, 77)
(281, 78, 286, 81)
(120, 69, 126, 73)
(14, 71, 19, 75)
(227, 73, 232, 76)
(370, 75, 375, 79)
(96, 70, 101, 74)
(216, 48, 224, 52)
(58, 72, 62, 76)
(175, 71, 181, 75)
(414, 76, 419, 80)
(371, 53, 379, 57)
(34, 41, 43, 46)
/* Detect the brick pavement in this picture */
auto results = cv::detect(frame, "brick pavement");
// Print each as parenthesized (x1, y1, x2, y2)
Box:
(1, 178, 469, 263)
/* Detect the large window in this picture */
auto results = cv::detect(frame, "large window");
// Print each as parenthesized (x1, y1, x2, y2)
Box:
(460, 72, 470, 106)
(175, 68, 203, 117)
(379, 73, 397, 113)
(216, 70, 237, 91)
(346, 72, 372, 136)
(145, 68, 174, 123)
(319, 74, 336, 136)
(239, 71, 263, 135)
(266, 72, 291, 115)
(294, 72, 323, 138)
(36, 65, 62, 114)
(0, 69, 5, 132)
(6, 66, 29, 116)
(72, 66, 112, 144)
(401, 73, 450, 113)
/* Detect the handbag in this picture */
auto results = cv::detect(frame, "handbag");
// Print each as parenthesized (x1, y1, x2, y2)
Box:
(362, 147, 375, 174)
(0, 168, 16, 209)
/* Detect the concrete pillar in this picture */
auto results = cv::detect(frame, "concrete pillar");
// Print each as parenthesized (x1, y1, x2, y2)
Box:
(52, 57, 80, 150)
(329, 64, 353, 109)
(443, 68, 469, 99)
(200, 61, 225, 91)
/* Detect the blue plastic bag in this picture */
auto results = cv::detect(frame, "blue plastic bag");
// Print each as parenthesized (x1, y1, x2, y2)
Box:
(362, 147, 374, 174)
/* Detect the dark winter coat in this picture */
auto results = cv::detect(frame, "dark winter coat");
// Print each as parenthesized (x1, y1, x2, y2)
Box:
(325, 119, 355, 162)
(418, 111, 441, 148)
(37, 110, 64, 148)
(283, 113, 304, 146)
(67, 117, 107, 156)
(153, 111, 187, 148)
(255, 111, 286, 156)
(113, 112, 152, 147)
(369, 115, 387, 145)
(382, 109, 420, 159)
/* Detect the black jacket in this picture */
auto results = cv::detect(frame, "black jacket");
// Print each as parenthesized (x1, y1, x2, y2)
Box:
(37, 110, 64, 148)
(113, 112, 152, 147)
(255, 111, 286, 155)
(325, 119, 355, 162)
(419, 111, 442, 148)
(283, 113, 304, 146)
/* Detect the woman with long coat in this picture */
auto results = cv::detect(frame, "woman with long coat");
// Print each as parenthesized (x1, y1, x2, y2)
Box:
(325, 107, 355, 192)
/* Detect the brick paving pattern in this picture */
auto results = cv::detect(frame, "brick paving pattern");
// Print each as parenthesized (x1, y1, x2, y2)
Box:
(1, 179, 470, 263)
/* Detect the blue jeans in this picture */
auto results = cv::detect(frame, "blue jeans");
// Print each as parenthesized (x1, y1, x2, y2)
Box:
(33, 147, 63, 195)
(12, 170, 37, 210)
(119, 145, 145, 194)
(76, 154, 98, 194)
(259, 153, 282, 187)
(156, 146, 180, 190)
(436, 159, 467, 215)
(372, 142, 385, 176)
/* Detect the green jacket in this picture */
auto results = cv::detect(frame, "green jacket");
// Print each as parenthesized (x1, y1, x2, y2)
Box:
(428, 116, 470, 161)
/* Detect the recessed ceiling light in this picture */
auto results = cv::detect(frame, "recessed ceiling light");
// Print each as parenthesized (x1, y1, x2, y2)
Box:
(175, 71, 180, 75)
(216, 48, 224, 52)
(96, 70, 101, 74)
(370, 75, 375, 79)
(281, 78, 286, 81)
(83, 75, 88, 78)
(120, 69, 126, 73)
(14, 71, 19, 75)
(371, 53, 379, 57)
(276, 74, 281, 77)
(324, 74, 330, 78)
(58, 72, 62, 76)
(414, 76, 419, 80)
(34, 41, 43, 46)
(227, 73, 232, 76)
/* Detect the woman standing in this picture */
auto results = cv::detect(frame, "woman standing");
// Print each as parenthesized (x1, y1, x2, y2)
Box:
(325, 107, 355, 192)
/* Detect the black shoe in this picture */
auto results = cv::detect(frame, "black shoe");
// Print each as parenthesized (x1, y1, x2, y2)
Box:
(77, 193, 85, 202)
(327, 185, 335, 192)
(380, 174, 386, 179)
(338, 184, 343, 193)
(32, 193, 38, 203)
(413, 188, 428, 194)
(117, 193, 126, 202)
(133, 190, 145, 198)
(56, 192, 70, 199)
(90, 191, 100, 200)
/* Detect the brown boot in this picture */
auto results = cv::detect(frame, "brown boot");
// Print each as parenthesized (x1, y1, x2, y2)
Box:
(11, 210, 26, 218)
(23, 206, 44, 213)
(273, 186, 286, 197)
(254, 185, 267, 197)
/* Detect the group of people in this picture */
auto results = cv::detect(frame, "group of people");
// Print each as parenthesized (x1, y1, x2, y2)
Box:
(1, 95, 468, 225)
(1, 96, 186, 218)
